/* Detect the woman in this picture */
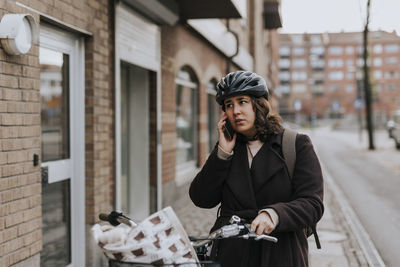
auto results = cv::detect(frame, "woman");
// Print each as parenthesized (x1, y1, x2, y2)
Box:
(189, 71, 324, 267)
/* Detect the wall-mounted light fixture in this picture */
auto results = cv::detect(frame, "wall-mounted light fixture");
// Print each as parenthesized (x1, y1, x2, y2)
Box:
(0, 14, 38, 55)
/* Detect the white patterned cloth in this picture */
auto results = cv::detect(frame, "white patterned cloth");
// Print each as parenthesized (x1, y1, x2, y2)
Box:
(92, 207, 199, 266)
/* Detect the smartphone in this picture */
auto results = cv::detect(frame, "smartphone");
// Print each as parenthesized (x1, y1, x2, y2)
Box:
(222, 119, 235, 140)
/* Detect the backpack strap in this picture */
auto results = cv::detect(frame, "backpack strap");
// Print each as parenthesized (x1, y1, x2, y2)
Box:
(282, 128, 322, 249)
(282, 128, 297, 180)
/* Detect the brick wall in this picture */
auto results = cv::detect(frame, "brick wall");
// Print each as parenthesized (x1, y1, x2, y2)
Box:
(0, 0, 114, 266)
(160, 23, 228, 205)
(0, 2, 42, 265)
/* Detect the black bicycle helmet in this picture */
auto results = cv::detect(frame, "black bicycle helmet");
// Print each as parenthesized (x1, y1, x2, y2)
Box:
(216, 71, 268, 105)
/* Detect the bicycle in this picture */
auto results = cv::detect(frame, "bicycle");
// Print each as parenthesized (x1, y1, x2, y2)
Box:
(97, 211, 278, 267)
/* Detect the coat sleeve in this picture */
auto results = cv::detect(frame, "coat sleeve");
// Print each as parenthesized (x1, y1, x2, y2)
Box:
(266, 134, 324, 232)
(189, 146, 232, 208)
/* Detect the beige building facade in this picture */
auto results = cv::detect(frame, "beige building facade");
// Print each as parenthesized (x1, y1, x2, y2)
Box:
(0, 0, 281, 266)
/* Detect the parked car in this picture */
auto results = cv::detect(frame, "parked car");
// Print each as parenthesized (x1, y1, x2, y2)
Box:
(386, 109, 400, 150)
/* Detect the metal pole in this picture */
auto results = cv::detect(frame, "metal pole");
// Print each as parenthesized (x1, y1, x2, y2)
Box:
(363, 0, 375, 150)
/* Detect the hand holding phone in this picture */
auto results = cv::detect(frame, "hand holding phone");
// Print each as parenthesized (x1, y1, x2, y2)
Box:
(222, 119, 235, 141)
(218, 114, 237, 153)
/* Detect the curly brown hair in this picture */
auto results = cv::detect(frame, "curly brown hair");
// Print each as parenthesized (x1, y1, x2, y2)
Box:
(250, 96, 284, 142)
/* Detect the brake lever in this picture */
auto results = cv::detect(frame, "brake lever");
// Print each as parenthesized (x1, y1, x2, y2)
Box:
(241, 223, 278, 243)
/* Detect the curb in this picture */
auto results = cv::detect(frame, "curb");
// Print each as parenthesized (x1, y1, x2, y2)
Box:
(321, 163, 386, 267)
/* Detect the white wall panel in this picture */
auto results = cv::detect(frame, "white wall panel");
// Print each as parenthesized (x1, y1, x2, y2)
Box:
(116, 3, 160, 71)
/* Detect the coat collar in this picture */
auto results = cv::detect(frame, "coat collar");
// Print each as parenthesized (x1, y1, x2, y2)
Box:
(225, 131, 287, 209)
(265, 130, 284, 148)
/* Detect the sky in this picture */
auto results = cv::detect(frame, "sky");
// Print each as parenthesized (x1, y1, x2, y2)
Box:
(281, 0, 400, 34)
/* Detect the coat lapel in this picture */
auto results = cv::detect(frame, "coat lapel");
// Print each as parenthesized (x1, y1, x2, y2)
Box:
(226, 142, 258, 209)
(251, 132, 287, 194)
(250, 142, 286, 193)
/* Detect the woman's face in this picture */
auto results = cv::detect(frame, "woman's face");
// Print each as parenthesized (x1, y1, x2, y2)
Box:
(224, 94, 257, 138)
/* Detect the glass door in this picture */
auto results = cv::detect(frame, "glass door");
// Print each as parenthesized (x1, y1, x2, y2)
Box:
(40, 25, 85, 267)
(120, 62, 151, 221)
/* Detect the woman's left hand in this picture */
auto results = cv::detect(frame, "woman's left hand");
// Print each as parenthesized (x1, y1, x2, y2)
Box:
(251, 211, 276, 235)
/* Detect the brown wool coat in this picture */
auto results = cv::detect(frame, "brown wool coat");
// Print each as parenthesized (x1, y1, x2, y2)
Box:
(189, 132, 324, 267)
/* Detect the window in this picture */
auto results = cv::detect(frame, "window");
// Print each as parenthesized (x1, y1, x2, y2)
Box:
(312, 85, 324, 94)
(384, 70, 398, 79)
(386, 84, 397, 91)
(345, 84, 354, 93)
(279, 71, 290, 81)
(357, 58, 364, 67)
(293, 47, 305, 55)
(345, 46, 354, 54)
(278, 58, 290, 68)
(385, 44, 399, 53)
(346, 72, 354, 80)
(310, 35, 322, 44)
(292, 58, 307, 68)
(278, 84, 291, 94)
(292, 71, 307, 81)
(328, 46, 343, 55)
(207, 79, 219, 153)
(373, 44, 383, 54)
(293, 99, 302, 111)
(279, 46, 290, 56)
(311, 59, 324, 69)
(373, 57, 382, 66)
(373, 70, 382, 80)
(329, 71, 344, 81)
(311, 71, 324, 81)
(328, 59, 344, 68)
(385, 57, 398, 65)
(331, 101, 341, 112)
(310, 46, 324, 55)
(291, 35, 303, 44)
(292, 84, 307, 93)
(175, 66, 198, 167)
(346, 59, 354, 66)
(329, 85, 341, 91)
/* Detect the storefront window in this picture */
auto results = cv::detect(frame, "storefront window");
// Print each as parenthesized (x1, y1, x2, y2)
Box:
(175, 66, 198, 167)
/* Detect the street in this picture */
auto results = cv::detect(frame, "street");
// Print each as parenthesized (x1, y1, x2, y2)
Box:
(309, 127, 400, 267)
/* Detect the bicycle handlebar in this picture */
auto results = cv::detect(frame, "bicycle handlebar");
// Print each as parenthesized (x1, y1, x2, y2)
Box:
(98, 211, 278, 246)
(191, 215, 278, 248)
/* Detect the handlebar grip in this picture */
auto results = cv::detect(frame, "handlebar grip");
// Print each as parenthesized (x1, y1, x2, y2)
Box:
(99, 213, 110, 222)
(255, 235, 278, 243)
(98, 211, 131, 226)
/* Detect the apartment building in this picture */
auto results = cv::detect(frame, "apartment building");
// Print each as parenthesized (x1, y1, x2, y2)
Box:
(277, 31, 400, 124)
(0, 0, 281, 266)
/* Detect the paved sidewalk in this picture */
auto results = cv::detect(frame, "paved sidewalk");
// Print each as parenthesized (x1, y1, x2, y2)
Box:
(308, 167, 369, 267)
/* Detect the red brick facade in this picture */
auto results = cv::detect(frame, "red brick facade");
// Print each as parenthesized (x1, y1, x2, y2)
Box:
(278, 31, 400, 124)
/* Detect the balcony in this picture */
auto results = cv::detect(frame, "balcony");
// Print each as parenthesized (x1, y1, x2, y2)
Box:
(311, 85, 324, 96)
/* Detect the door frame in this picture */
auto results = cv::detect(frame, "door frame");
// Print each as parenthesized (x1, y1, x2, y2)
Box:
(114, 2, 162, 213)
(40, 24, 85, 267)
